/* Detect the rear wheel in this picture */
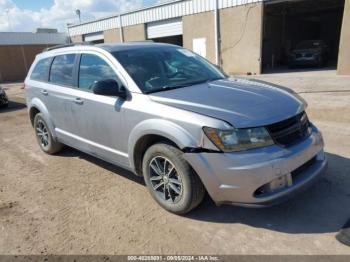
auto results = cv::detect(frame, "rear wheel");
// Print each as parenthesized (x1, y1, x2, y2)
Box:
(34, 113, 63, 154)
(142, 143, 205, 214)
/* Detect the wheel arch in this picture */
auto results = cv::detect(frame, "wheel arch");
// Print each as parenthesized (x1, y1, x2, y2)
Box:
(29, 106, 40, 126)
(128, 119, 199, 176)
(28, 98, 57, 139)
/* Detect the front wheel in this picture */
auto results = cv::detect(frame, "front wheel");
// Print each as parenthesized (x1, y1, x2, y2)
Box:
(142, 143, 205, 214)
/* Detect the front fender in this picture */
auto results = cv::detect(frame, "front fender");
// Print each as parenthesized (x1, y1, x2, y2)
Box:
(28, 98, 58, 140)
(128, 119, 199, 170)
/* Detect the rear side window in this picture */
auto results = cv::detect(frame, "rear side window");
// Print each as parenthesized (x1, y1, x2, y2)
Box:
(78, 54, 119, 91)
(50, 54, 76, 86)
(30, 58, 52, 81)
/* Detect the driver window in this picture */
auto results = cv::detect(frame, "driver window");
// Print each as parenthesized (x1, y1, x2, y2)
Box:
(79, 54, 120, 91)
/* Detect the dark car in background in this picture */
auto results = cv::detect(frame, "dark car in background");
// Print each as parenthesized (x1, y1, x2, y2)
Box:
(288, 40, 329, 68)
(0, 86, 8, 108)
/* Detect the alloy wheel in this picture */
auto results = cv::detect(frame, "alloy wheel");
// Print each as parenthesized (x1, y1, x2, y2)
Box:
(36, 119, 50, 149)
(149, 156, 183, 203)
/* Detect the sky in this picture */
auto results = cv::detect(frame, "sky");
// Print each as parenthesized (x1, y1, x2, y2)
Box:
(0, 0, 168, 33)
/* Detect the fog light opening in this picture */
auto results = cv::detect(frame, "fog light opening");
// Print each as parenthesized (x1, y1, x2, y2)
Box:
(254, 173, 293, 197)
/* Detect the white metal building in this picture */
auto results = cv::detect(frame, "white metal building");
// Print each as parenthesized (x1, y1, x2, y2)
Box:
(66, 0, 349, 76)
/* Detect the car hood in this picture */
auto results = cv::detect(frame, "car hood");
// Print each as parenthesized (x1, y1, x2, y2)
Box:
(149, 78, 306, 128)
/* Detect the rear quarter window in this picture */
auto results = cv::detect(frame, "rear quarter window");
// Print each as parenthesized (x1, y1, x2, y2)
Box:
(30, 57, 52, 82)
(49, 54, 76, 86)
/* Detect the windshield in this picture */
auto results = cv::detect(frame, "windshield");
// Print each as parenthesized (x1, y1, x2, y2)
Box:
(296, 40, 322, 49)
(113, 46, 225, 94)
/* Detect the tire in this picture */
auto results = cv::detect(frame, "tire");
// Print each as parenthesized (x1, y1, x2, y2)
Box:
(33, 113, 63, 154)
(142, 143, 205, 214)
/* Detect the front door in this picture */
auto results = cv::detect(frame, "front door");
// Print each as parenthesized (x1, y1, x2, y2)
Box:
(68, 53, 129, 168)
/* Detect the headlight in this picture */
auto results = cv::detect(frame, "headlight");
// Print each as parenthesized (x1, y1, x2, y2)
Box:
(203, 127, 274, 152)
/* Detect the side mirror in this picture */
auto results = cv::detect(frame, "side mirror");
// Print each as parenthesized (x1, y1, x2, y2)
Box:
(92, 79, 127, 99)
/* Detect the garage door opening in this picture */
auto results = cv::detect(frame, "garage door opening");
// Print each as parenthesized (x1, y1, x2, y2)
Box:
(146, 18, 183, 46)
(151, 35, 183, 46)
(262, 0, 345, 73)
(83, 32, 104, 44)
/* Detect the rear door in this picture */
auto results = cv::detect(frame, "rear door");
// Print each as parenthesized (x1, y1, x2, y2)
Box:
(44, 53, 84, 147)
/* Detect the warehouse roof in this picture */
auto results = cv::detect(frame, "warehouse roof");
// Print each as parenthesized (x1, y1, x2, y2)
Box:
(68, 0, 264, 36)
(0, 32, 68, 46)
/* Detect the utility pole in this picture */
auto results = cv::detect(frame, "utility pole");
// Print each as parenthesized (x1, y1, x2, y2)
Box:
(5, 9, 12, 31)
(75, 9, 81, 24)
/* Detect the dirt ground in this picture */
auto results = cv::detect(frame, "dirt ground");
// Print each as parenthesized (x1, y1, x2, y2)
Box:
(0, 70, 350, 255)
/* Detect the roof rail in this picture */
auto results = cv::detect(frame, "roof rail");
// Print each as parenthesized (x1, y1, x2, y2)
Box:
(44, 42, 92, 52)
(126, 40, 154, 43)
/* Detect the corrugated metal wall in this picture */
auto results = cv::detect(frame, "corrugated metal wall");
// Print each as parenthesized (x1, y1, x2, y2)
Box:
(68, 0, 264, 36)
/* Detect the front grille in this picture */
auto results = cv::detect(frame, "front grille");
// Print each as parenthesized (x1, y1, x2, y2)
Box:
(266, 112, 311, 147)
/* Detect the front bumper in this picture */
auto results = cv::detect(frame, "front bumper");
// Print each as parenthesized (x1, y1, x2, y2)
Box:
(184, 126, 327, 207)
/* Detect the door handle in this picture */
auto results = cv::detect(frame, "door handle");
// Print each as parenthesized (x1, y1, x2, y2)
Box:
(73, 97, 84, 105)
(40, 90, 48, 95)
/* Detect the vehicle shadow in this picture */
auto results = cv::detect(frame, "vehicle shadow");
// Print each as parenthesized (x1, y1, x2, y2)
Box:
(186, 152, 350, 234)
(56, 147, 350, 234)
(56, 146, 145, 186)
(0, 101, 26, 113)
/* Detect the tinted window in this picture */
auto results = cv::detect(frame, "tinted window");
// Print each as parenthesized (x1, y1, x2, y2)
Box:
(79, 54, 119, 91)
(50, 54, 76, 86)
(30, 58, 52, 81)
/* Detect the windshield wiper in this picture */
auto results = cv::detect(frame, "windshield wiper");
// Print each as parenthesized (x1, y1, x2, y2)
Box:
(146, 78, 221, 94)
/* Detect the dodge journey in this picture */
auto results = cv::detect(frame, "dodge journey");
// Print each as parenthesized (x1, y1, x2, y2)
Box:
(25, 42, 327, 214)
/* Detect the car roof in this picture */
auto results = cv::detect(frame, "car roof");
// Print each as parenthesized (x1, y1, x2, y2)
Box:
(35, 42, 180, 62)
(41, 42, 177, 55)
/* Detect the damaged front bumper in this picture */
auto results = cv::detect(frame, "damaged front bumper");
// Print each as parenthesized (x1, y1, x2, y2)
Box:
(184, 126, 327, 207)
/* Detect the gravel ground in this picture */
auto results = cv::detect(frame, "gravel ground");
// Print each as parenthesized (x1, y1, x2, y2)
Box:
(0, 70, 350, 255)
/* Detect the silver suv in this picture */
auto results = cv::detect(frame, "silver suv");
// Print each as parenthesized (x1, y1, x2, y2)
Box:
(25, 42, 327, 214)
